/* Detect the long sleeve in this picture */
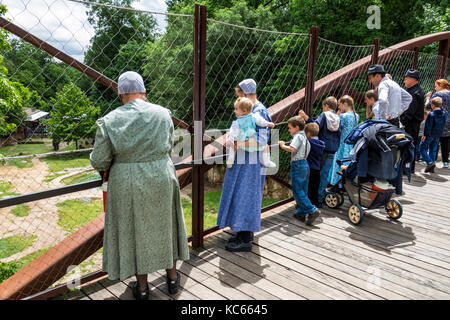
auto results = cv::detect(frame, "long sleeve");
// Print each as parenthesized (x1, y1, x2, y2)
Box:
(377, 82, 389, 119)
(423, 113, 432, 137)
(90, 118, 114, 171)
(227, 120, 240, 142)
(253, 112, 269, 127)
(399, 88, 413, 115)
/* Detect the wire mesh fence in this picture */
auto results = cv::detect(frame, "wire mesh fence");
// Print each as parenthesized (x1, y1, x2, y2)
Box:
(0, 0, 449, 299)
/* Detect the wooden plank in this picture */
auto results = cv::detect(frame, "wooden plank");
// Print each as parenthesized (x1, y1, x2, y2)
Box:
(122, 275, 172, 300)
(50, 288, 88, 300)
(212, 233, 357, 300)
(98, 278, 134, 300)
(312, 209, 450, 270)
(264, 215, 450, 296)
(258, 220, 446, 299)
(195, 241, 305, 300)
(80, 282, 118, 300)
(186, 250, 279, 300)
(270, 207, 450, 285)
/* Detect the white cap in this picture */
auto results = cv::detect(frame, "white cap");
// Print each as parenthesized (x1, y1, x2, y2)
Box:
(238, 78, 257, 94)
(118, 71, 146, 94)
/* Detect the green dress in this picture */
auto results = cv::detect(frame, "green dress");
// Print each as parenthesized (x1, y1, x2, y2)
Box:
(90, 98, 190, 281)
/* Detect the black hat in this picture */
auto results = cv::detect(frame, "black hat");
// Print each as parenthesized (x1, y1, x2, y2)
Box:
(368, 64, 387, 75)
(405, 69, 420, 79)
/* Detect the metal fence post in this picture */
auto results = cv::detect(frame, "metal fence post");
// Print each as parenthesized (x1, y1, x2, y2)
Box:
(411, 47, 419, 69)
(191, 3, 207, 249)
(437, 39, 449, 79)
(305, 26, 319, 116)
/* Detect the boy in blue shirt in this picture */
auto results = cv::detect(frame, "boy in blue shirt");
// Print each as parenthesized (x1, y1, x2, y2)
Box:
(279, 116, 320, 225)
(305, 122, 325, 206)
(420, 97, 448, 173)
(299, 96, 342, 207)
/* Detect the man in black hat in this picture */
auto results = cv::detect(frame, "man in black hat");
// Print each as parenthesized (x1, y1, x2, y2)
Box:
(400, 69, 424, 173)
(368, 64, 412, 127)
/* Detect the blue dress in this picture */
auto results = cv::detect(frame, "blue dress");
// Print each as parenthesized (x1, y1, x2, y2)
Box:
(217, 101, 269, 232)
(328, 111, 359, 186)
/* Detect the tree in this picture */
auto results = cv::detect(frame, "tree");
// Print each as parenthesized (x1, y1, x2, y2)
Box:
(45, 83, 100, 149)
(0, 4, 28, 137)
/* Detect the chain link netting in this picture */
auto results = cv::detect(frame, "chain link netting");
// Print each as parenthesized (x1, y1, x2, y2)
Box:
(0, 0, 448, 298)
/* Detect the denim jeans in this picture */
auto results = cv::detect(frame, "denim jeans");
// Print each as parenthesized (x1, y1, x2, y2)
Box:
(420, 136, 440, 164)
(290, 159, 317, 215)
(318, 152, 334, 203)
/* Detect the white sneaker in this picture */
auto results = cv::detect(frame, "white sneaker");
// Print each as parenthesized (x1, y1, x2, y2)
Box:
(444, 162, 450, 169)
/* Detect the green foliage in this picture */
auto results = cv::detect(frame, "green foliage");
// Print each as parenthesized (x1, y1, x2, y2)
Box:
(39, 151, 91, 172)
(10, 204, 31, 217)
(0, 180, 20, 199)
(0, 139, 53, 157)
(7, 158, 33, 169)
(44, 83, 99, 148)
(0, 235, 37, 259)
(61, 171, 100, 185)
(56, 199, 103, 235)
(0, 261, 19, 284)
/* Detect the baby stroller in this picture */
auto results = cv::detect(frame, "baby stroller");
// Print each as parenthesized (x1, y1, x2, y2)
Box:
(324, 120, 415, 225)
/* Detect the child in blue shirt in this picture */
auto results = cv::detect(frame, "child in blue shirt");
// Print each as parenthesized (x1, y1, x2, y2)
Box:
(305, 122, 325, 206)
(279, 116, 320, 225)
(299, 96, 341, 207)
(420, 97, 448, 173)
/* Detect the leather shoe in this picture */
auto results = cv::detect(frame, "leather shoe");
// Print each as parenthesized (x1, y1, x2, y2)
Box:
(425, 163, 435, 173)
(132, 281, 149, 300)
(293, 213, 306, 222)
(306, 209, 321, 226)
(167, 271, 180, 295)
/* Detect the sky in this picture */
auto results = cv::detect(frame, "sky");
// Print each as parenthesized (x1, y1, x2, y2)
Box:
(0, 0, 168, 61)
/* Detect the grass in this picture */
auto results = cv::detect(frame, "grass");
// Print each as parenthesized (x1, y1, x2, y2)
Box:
(43, 173, 67, 183)
(40, 151, 91, 173)
(181, 189, 282, 236)
(61, 171, 100, 185)
(0, 235, 37, 259)
(0, 180, 20, 199)
(10, 204, 30, 217)
(0, 247, 51, 284)
(0, 140, 54, 157)
(6, 157, 33, 168)
(56, 199, 103, 235)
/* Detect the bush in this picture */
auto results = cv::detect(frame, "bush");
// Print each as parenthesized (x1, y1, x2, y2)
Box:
(0, 261, 19, 284)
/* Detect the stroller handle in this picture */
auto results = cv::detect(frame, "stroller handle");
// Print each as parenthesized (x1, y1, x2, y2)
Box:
(336, 157, 352, 166)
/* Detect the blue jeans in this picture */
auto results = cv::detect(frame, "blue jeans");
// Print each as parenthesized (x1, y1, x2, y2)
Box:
(318, 152, 334, 203)
(290, 159, 317, 215)
(420, 136, 440, 164)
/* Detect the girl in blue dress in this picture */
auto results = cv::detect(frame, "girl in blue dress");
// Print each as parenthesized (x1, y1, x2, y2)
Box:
(328, 95, 360, 186)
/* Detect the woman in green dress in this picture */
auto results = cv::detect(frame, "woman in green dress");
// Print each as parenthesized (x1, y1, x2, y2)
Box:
(90, 71, 190, 300)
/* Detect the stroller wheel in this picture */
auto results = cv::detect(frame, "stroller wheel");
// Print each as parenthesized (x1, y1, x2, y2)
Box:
(337, 193, 345, 206)
(348, 204, 364, 225)
(325, 192, 340, 209)
(386, 199, 403, 220)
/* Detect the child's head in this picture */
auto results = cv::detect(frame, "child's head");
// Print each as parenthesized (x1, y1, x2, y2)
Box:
(431, 97, 443, 110)
(322, 96, 338, 112)
(234, 97, 253, 117)
(287, 116, 305, 136)
(235, 85, 245, 98)
(338, 95, 354, 111)
(305, 122, 319, 139)
(364, 90, 378, 107)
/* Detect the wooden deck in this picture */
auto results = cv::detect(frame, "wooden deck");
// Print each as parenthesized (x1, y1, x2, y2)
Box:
(53, 164, 450, 300)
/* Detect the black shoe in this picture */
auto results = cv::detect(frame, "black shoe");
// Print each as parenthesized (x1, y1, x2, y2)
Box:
(425, 163, 436, 173)
(225, 238, 252, 252)
(227, 233, 239, 243)
(293, 213, 306, 222)
(306, 209, 321, 226)
(132, 281, 150, 300)
(167, 271, 180, 295)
